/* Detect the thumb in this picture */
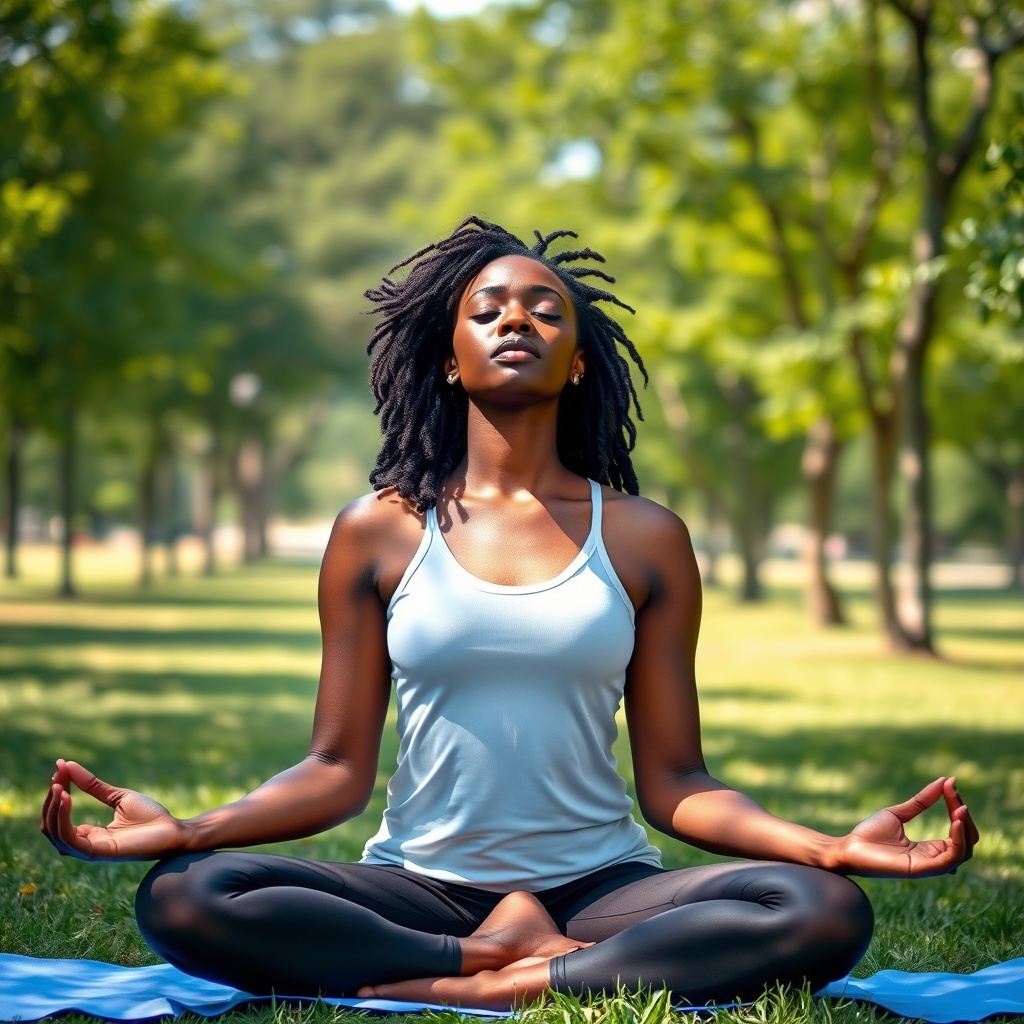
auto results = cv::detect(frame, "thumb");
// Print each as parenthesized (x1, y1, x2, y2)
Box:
(62, 761, 123, 807)
(887, 777, 946, 824)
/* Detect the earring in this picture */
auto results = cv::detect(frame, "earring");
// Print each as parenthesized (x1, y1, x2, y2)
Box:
(571, 372, 582, 386)
(446, 372, 457, 385)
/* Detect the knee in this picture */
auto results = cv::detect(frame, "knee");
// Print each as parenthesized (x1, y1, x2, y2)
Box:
(135, 852, 239, 959)
(785, 867, 873, 978)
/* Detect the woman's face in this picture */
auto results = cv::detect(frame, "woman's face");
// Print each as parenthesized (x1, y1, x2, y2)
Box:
(447, 255, 584, 404)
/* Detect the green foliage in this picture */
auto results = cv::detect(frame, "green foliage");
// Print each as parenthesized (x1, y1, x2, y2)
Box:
(953, 124, 1024, 325)
(182, 15, 442, 360)
(0, 0, 229, 279)
(0, 0, 234, 447)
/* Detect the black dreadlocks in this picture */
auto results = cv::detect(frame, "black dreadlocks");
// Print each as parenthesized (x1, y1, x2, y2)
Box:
(365, 216, 648, 510)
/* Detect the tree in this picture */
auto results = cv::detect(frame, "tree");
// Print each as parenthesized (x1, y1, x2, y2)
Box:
(945, 127, 1024, 585)
(175, 13, 444, 563)
(408, 0, 1024, 642)
(881, 0, 1024, 650)
(1, 0, 229, 594)
(404, 1, 884, 613)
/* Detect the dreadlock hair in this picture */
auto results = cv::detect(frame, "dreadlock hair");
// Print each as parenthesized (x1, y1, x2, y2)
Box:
(365, 215, 648, 510)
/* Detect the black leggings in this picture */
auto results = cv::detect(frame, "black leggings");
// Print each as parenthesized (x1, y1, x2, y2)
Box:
(136, 852, 872, 1005)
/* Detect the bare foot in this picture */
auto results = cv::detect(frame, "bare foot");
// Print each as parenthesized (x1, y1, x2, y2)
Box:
(457, 891, 592, 974)
(356, 954, 558, 1009)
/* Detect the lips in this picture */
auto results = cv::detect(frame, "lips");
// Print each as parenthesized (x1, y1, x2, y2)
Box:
(491, 337, 540, 359)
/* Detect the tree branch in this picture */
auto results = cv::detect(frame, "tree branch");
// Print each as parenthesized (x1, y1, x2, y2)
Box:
(907, 7, 938, 158)
(942, 52, 994, 185)
(842, 0, 898, 277)
(885, 0, 923, 27)
(849, 327, 883, 424)
(732, 112, 810, 330)
(941, 10, 1024, 186)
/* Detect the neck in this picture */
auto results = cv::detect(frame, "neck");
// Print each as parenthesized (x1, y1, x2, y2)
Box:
(454, 399, 566, 498)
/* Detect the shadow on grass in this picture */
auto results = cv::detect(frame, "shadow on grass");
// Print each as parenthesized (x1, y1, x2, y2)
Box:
(698, 722, 1022, 863)
(0, 623, 320, 650)
(697, 687, 791, 702)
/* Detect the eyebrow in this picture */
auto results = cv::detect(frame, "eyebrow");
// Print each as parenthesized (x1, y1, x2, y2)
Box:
(466, 284, 566, 303)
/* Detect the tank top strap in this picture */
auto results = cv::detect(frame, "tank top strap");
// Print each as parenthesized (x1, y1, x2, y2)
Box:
(386, 510, 435, 618)
(587, 478, 635, 625)
(586, 478, 602, 549)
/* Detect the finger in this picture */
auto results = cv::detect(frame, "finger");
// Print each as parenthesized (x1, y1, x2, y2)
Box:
(56, 788, 90, 855)
(63, 761, 122, 807)
(41, 760, 68, 836)
(949, 779, 980, 843)
(948, 817, 966, 871)
(943, 780, 980, 855)
(40, 782, 54, 835)
(955, 805, 979, 859)
(888, 777, 946, 824)
(965, 809, 980, 850)
(45, 784, 70, 855)
(40, 789, 60, 849)
(939, 817, 967, 875)
(941, 777, 961, 818)
(907, 827, 962, 878)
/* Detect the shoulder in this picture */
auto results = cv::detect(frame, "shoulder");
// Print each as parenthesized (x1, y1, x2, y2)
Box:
(329, 488, 425, 545)
(320, 488, 426, 596)
(600, 488, 700, 609)
(602, 489, 696, 561)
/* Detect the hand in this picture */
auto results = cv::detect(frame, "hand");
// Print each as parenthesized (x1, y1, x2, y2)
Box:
(837, 777, 979, 878)
(40, 759, 186, 861)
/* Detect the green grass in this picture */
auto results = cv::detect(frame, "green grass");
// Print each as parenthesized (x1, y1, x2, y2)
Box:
(1, 555, 1022, 1023)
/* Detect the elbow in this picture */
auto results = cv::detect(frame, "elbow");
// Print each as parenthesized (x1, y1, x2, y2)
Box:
(635, 765, 713, 838)
(305, 750, 375, 821)
(634, 789, 677, 838)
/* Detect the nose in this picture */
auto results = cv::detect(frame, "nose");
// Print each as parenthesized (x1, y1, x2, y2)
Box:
(498, 301, 533, 335)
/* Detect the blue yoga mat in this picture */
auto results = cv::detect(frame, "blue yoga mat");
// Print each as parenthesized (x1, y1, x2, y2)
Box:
(1, 953, 1023, 1023)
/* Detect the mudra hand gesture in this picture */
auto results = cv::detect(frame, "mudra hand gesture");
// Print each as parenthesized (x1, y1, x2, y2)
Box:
(40, 759, 184, 861)
(837, 777, 979, 877)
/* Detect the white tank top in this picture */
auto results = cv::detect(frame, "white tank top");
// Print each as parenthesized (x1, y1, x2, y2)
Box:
(360, 478, 663, 891)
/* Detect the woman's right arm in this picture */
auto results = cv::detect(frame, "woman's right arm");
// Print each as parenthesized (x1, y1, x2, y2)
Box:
(40, 499, 395, 861)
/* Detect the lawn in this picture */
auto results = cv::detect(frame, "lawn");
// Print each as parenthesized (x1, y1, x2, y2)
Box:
(1, 552, 1022, 1024)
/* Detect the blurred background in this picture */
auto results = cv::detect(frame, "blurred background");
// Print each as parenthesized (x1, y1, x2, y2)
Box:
(2, 0, 1023, 652)
(3, 2, 1024, 980)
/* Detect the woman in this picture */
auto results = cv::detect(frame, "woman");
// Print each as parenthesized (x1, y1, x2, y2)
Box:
(41, 217, 978, 1010)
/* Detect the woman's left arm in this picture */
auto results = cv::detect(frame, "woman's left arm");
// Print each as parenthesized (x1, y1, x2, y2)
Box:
(618, 500, 979, 879)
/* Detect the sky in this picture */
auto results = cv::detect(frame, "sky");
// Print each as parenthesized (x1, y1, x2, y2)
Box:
(389, 0, 496, 16)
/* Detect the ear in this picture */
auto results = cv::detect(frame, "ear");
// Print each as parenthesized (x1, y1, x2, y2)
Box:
(571, 351, 585, 379)
(444, 355, 459, 378)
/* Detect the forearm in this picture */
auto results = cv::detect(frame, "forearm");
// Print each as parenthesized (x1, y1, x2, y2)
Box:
(645, 770, 843, 870)
(180, 753, 370, 853)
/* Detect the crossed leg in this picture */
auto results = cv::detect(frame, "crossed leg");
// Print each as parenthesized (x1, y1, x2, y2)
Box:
(135, 852, 584, 996)
(137, 854, 871, 1008)
(362, 862, 874, 1008)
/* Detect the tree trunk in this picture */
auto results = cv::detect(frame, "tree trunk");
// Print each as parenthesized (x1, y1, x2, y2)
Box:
(194, 425, 221, 577)
(59, 399, 76, 598)
(236, 437, 265, 563)
(723, 380, 763, 603)
(738, 496, 762, 602)
(897, 334, 935, 652)
(703, 488, 722, 588)
(1007, 468, 1024, 589)
(868, 411, 908, 649)
(139, 439, 157, 588)
(732, 443, 763, 603)
(802, 416, 845, 625)
(163, 451, 180, 578)
(5, 418, 24, 579)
